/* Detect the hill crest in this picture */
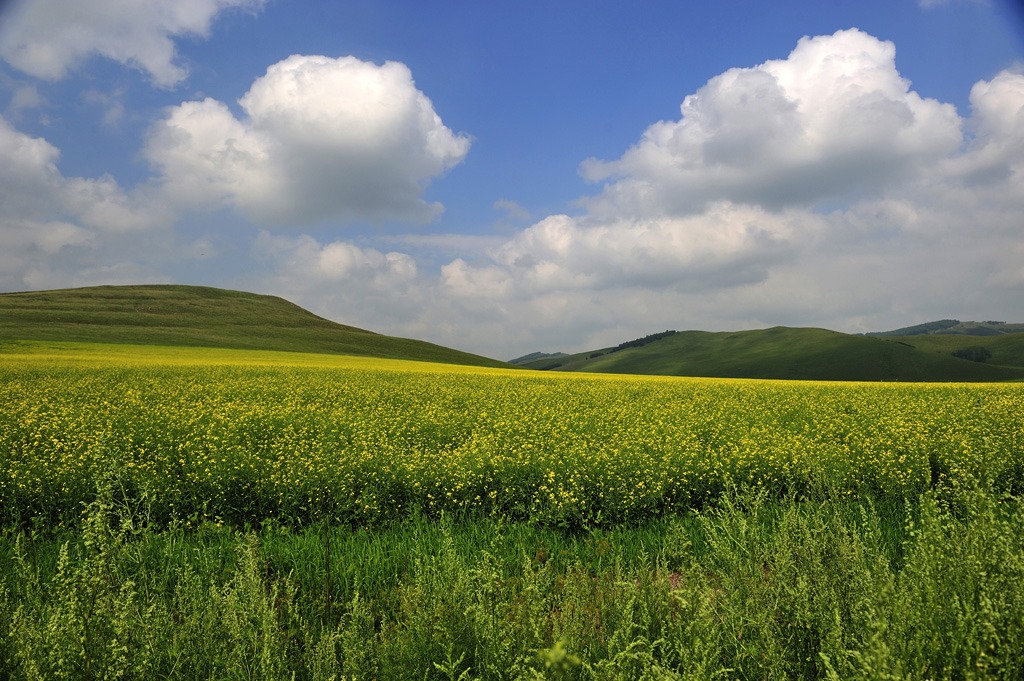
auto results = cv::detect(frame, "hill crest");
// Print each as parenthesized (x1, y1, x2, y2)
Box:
(867, 319, 1024, 337)
(522, 325, 1024, 382)
(0, 284, 507, 368)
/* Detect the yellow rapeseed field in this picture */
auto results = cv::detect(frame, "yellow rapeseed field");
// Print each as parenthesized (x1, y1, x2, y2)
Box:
(2, 341, 1022, 527)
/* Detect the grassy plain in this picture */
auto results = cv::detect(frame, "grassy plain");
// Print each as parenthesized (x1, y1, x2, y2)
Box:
(2, 341, 1024, 678)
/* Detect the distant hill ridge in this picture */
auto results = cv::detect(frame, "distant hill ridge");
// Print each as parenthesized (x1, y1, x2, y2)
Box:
(522, 325, 1024, 382)
(0, 284, 508, 367)
(509, 351, 567, 365)
(867, 319, 1024, 337)
(5, 287, 1022, 380)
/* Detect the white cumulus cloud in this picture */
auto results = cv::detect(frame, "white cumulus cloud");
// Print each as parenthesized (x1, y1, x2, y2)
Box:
(441, 204, 817, 300)
(580, 28, 962, 217)
(0, 116, 167, 233)
(428, 31, 1024, 358)
(249, 231, 429, 334)
(0, 0, 263, 87)
(145, 54, 471, 226)
(254, 232, 418, 287)
(939, 69, 1024, 202)
(0, 116, 173, 290)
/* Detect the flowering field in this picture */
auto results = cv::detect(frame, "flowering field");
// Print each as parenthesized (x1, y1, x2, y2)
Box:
(2, 341, 1023, 528)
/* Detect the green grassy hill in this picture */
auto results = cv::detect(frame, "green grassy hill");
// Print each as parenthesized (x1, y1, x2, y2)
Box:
(0, 285, 508, 367)
(888, 333, 1024, 371)
(868, 319, 1024, 337)
(524, 327, 1024, 381)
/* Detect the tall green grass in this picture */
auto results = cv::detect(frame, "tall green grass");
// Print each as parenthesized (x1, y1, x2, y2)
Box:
(3, 479, 1022, 679)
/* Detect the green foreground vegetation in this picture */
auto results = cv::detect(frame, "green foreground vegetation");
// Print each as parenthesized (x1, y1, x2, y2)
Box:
(2, 341, 1024, 678)
(4, 481, 1023, 680)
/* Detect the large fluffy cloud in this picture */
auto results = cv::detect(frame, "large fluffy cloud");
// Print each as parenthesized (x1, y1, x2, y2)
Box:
(446, 29, 970, 308)
(145, 55, 471, 225)
(428, 29, 1024, 357)
(937, 69, 1024, 206)
(0, 0, 262, 87)
(580, 29, 962, 217)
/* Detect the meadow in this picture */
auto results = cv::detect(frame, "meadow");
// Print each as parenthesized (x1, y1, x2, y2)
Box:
(2, 341, 1024, 679)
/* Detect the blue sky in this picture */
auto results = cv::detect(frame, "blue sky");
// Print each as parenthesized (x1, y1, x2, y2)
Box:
(1, 0, 1023, 360)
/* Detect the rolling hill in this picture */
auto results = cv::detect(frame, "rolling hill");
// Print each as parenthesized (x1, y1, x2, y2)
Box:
(508, 351, 568, 365)
(522, 326, 1024, 382)
(884, 333, 1024, 371)
(867, 319, 1024, 337)
(5, 286, 1021, 380)
(0, 284, 508, 368)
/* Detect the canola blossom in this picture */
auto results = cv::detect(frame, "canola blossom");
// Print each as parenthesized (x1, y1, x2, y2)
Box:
(2, 342, 1023, 528)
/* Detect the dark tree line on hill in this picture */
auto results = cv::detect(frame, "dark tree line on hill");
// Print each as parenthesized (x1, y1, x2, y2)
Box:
(952, 346, 992, 363)
(609, 330, 678, 353)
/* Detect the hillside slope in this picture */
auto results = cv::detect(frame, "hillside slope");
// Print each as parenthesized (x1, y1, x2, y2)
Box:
(868, 319, 1024, 337)
(0, 285, 507, 367)
(888, 333, 1024, 371)
(524, 327, 1024, 381)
